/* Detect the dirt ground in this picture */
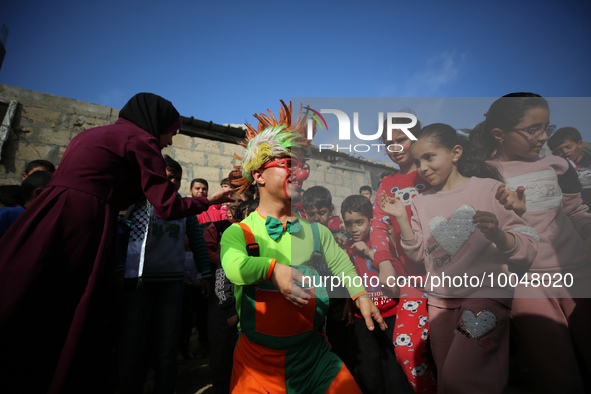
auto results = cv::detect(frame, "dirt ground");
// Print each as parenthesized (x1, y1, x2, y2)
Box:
(143, 330, 214, 394)
(143, 330, 535, 394)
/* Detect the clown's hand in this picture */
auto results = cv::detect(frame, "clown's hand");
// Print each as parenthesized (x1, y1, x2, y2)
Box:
(355, 295, 387, 331)
(270, 263, 311, 307)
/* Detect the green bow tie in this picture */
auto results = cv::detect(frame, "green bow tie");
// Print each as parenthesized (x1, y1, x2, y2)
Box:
(265, 216, 301, 240)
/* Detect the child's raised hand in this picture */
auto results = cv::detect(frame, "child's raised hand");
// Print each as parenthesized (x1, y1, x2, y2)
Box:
(496, 184, 526, 217)
(379, 191, 407, 220)
(472, 210, 515, 251)
(334, 234, 347, 249)
(472, 210, 501, 238)
(352, 241, 372, 258)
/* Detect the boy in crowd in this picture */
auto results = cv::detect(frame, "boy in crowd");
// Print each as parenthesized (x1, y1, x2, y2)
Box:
(302, 186, 346, 245)
(341, 195, 410, 393)
(303, 186, 334, 227)
(548, 127, 591, 210)
(220, 100, 386, 393)
(548, 127, 591, 168)
(0, 171, 53, 238)
(190, 178, 209, 198)
(20, 171, 53, 208)
(220, 178, 232, 194)
(191, 178, 224, 224)
(359, 185, 373, 202)
(21, 159, 55, 180)
(118, 155, 211, 393)
(220, 177, 233, 220)
(302, 185, 356, 371)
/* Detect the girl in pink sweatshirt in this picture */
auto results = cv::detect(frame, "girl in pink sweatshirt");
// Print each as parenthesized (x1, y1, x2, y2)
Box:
(381, 123, 538, 394)
(469, 93, 591, 393)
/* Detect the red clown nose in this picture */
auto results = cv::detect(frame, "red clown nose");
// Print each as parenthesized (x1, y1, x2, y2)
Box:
(295, 168, 309, 182)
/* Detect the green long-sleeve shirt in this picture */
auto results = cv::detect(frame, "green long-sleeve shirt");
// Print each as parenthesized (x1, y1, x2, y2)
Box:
(220, 211, 365, 330)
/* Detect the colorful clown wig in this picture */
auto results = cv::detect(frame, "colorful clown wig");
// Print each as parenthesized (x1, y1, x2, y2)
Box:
(231, 100, 316, 194)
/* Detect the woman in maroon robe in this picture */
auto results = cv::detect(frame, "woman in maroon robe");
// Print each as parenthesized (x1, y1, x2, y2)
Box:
(0, 93, 227, 393)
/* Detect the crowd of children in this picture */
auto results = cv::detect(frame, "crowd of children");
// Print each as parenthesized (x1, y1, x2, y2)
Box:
(214, 94, 590, 394)
(1, 92, 590, 394)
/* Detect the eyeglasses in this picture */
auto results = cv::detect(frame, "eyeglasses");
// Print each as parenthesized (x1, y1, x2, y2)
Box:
(512, 124, 556, 140)
(261, 158, 310, 175)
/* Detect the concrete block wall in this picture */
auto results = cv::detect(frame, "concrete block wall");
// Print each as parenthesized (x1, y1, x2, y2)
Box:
(0, 84, 395, 211)
(0, 84, 118, 184)
(301, 158, 378, 211)
(161, 136, 242, 197)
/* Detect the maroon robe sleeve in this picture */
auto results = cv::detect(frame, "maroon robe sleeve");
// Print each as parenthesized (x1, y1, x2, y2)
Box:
(125, 134, 209, 219)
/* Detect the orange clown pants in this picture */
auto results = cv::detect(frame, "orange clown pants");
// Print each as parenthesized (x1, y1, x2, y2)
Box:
(230, 333, 361, 394)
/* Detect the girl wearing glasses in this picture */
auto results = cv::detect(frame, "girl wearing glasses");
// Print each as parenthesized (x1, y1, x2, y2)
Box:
(469, 93, 591, 393)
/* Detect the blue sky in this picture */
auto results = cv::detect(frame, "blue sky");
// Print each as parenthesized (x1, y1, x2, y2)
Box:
(294, 96, 591, 162)
(1, 0, 590, 154)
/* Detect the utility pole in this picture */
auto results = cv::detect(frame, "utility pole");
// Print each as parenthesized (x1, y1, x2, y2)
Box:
(0, 24, 8, 72)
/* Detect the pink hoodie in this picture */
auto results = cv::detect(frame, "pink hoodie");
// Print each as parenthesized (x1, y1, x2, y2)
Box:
(401, 177, 538, 306)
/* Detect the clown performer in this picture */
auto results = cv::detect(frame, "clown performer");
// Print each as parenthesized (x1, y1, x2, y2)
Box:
(220, 100, 387, 393)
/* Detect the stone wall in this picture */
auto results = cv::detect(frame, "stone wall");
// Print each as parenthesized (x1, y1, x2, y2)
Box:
(0, 84, 396, 209)
(0, 84, 119, 184)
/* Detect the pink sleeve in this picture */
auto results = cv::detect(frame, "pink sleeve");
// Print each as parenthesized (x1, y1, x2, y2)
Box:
(370, 181, 397, 269)
(400, 200, 425, 264)
(126, 135, 209, 220)
(493, 190, 539, 267)
(563, 193, 591, 233)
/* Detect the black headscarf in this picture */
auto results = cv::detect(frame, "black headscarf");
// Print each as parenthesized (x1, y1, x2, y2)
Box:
(119, 93, 182, 138)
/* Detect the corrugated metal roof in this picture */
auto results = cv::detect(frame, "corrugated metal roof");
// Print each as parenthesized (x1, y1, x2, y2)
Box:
(180, 116, 247, 144)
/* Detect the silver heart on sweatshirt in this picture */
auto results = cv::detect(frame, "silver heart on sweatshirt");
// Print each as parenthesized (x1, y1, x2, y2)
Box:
(428, 205, 476, 256)
(460, 310, 497, 339)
